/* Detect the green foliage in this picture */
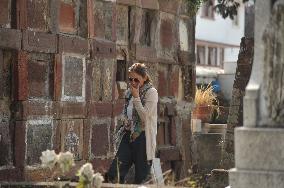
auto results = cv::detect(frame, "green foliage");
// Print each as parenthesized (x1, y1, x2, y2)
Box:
(185, 0, 251, 19)
(186, 0, 207, 16)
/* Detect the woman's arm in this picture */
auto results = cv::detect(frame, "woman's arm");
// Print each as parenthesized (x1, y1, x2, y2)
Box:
(132, 88, 158, 122)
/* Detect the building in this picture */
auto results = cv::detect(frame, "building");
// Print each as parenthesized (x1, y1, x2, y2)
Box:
(195, 0, 245, 100)
(0, 0, 196, 181)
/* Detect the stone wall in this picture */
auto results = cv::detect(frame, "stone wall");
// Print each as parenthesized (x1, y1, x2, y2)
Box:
(0, 0, 195, 181)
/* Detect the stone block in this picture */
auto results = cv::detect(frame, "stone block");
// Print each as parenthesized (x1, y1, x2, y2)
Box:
(179, 19, 189, 52)
(193, 133, 223, 172)
(169, 65, 180, 97)
(92, 0, 115, 40)
(112, 100, 125, 116)
(116, 5, 129, 45)
(60, 119, 84, 160)
(137, 0, 159, 10)
(14, 101, 60, 121)
(16, 52, 29, 101)
(59, 1, 76, 33)
(158, 146, 180, 161)
(0, 51, 13, 98)
(58, 35, 89, 55)
(27, 55, 53, 99)
(158, 13, 177, 60)
(135, 46, 157, 62)
(158, 70, 168, 97)
(88, 102, 113, 117)
(235, 127, 284, 171)
(0, 28, 22, 49)
(101, 59, 115, 102)
(158, 0, 180, 14)
(91, 119, 111, 157)
(22, 30, 57, 53)
(0, 0, 10, 27)
(60, 102, 86, 119)
(26, 119, 53, 166)
(54, 54, 62, 101)
(160, 19, 174, 49)
(229, 168, 284, 188)
(0, 122, 13, 167)
(90, 39, 116, 59)
(61, 54, 86, 102)
(26, 0, 50, 31)
(92, 158, 112, 174)
(117, 0, 136, 6)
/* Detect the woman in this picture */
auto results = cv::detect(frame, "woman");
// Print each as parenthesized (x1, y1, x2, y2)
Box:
(106, 63, 158, 184)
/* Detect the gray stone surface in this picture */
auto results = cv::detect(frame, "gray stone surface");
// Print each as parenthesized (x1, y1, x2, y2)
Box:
(235, 127, 284, 171)
(230, 168, 284, 188)
(193, 133, 223, 172)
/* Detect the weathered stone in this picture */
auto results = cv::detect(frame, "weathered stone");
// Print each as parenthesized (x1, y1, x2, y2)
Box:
(193, 133, 223, 172)
(60, 119, 84, 160)
(59, 1, 76, 33)
(22, 30, 57, 53)
(26, 0, 51, 31)
(158, 0, 180, 14)
(91, 118, 111, 157)
(26, 119, 53, 165)
(0, 0, 10, 27)
(58, 35, 89, 55)
(159, 146, 180, 161)
(235, 127, 284, 171)
(27, 53, 53, 99)
(61, 54, 86, 102)
(60, 102, 86, 119)
(116, 5, 129, 45)
(92, 0, 114, 41)
(0, 28, 22, 49)
(230, 168, 284, 188)
(137, 0, 159, 10)
(90, 39, 116, 59)
(0, 122, 13, 167)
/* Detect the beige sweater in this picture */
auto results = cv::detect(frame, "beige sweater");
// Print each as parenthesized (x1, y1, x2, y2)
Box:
(133, 87, 158, 160)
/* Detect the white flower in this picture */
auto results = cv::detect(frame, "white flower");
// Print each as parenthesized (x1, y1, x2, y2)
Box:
(40, 150, 58, 169)
(93, 173, 104, 188)
(57, 151, 75, 174)
(77, 163, 94, 184)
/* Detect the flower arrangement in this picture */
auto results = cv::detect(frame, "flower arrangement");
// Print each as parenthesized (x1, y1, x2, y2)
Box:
(40, 150, 104, 188)
(193, 84, 219, 122)
(195, 84, 218, 107)
(40, 150, 74, 175)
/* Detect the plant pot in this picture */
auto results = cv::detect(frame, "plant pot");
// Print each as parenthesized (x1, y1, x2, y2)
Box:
(192, 106, 212, 123)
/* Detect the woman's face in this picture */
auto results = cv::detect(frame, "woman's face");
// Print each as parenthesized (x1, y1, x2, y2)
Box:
(128, 72, 147, 88)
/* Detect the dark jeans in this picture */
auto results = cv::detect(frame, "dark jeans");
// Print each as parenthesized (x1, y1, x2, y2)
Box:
(106, 131, 152, 184)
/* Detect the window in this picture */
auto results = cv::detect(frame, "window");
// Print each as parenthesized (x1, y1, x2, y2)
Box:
(116, 60, 127, 82)
(196, 44, 224, 67)
(208, 47, 217, 66)
(201, 0, 215, 19)
(197, 45, 206, 65)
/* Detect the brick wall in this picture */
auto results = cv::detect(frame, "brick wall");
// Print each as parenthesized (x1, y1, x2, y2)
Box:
(0, 0, 195, 181)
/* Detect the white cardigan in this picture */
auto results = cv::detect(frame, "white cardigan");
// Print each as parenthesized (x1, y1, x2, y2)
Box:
(133, 87, 158, 160)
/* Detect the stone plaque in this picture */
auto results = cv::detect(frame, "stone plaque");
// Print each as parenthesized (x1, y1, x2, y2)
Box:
(60, 119, 83, 160)
(26, 119, 53, 165)
(62, 54, 86, 102)
(0, 122, 12, 166)
(27, 0, 50, 31)
(91, 122, 109, 157)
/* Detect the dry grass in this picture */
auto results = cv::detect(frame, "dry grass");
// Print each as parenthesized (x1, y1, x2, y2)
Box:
(195, 84, 218, 107)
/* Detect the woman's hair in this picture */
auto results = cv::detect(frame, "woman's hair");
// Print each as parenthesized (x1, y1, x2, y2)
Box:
(128, 63, 151, 83)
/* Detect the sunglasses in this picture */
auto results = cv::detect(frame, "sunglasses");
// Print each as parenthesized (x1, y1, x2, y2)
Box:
(128, 77, 140, 83)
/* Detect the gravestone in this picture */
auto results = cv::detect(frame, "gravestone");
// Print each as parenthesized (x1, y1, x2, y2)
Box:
(229, 0, 284, 187)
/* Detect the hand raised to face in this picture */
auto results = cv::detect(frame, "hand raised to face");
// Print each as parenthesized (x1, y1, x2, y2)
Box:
(129, 82, 140, 98)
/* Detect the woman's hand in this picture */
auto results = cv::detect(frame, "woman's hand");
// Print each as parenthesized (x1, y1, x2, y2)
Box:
(130, 83, 140, 98)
